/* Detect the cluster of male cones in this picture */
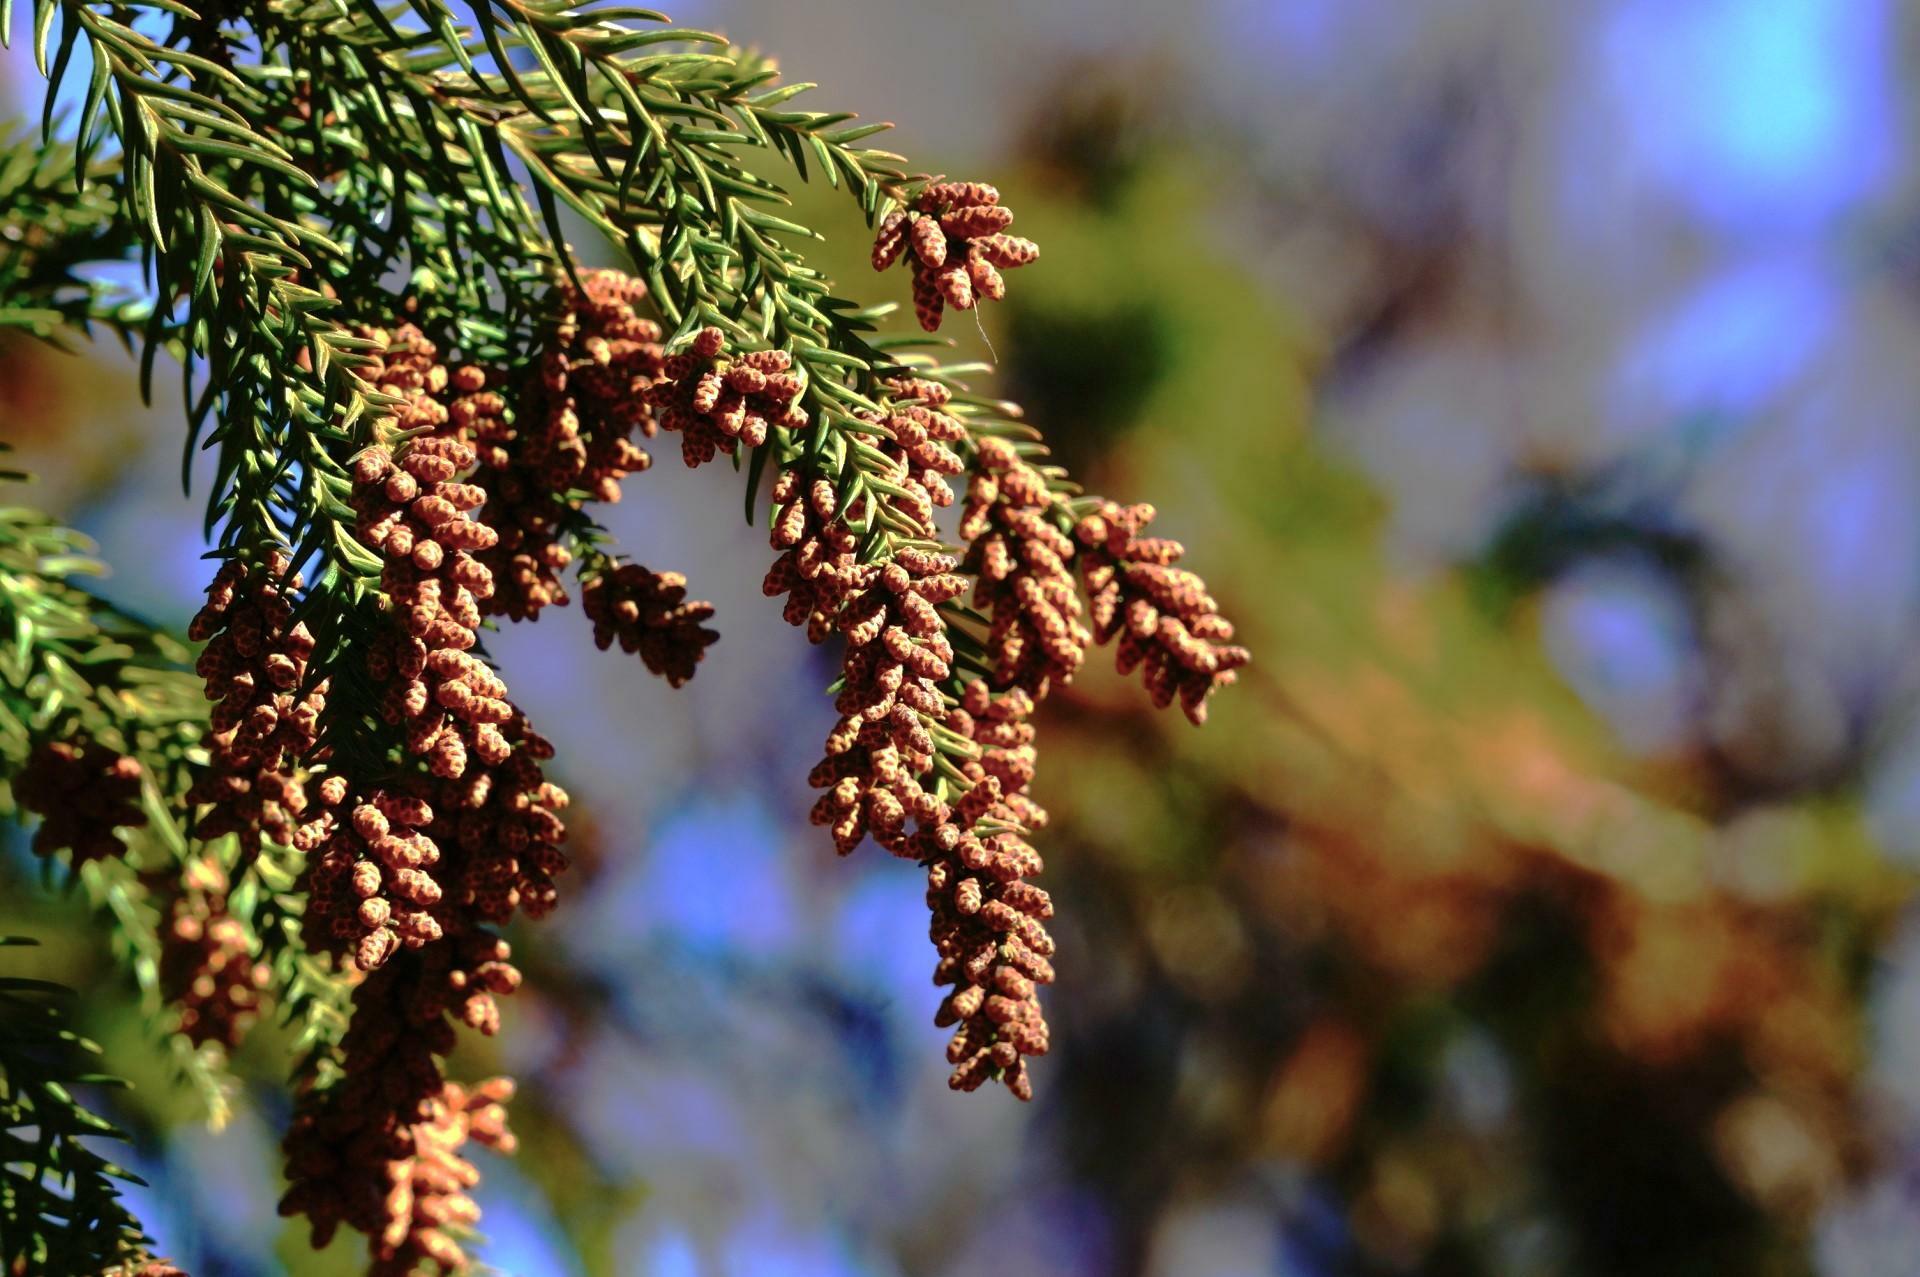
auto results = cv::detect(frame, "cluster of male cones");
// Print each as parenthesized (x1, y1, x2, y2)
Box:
(14, 180, 1246, 1275)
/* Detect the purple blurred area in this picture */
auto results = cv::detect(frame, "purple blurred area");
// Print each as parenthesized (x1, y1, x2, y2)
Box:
(13, 1, 1920, 1275)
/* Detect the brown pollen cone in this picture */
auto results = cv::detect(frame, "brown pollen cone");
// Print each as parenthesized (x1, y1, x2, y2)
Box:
(646, 327, 808, 468)
(883, 679, 1057, 1103)
(14, 737, 146, 863)
(160, 888, 272, 1051)
(872, 181, 1037, 331)
(427, 709, 568, 929)
(804, 548, 968, 857)
(185, 553, 325, 855)
(763, 465, 864, 645)
(351, 435, 504, 782)
(279, 934, 521, 1275)
(761, 377, 966, 648)
(300, 780, 446, 971)
(770, 384, 970, 860)
(1075, 500, 1250, 724)
(960, 434, 1088, 700)
(468, 270, 663, 621)
(580, 563, 718, 688)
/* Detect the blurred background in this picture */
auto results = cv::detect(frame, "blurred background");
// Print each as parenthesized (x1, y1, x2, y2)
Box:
(8, 0, 1920, 1273)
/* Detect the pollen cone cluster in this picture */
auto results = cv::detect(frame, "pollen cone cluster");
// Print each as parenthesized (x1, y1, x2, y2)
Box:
(804, 546, 967, 855)
(185, 554, 324, 853)
(647, 326, 808, 467)
(277, 323, 576, 1271)
(1075, 500, 1250, 724)
(161, 884, 271, 1051)
(931, 398, 1257, 1090)
(960, 434, 1089, 699)
(763, 467, 862, 644)
(775, 381, 968, 856)
(761, 352, 1246, 1098)
(279, 934, 521, 1276)
(352, 440, 506, 780)
(224, 233, 1246, 1277)
(301, 398, 566, 971)
(468, 270, 663, 620)
(351, 289, 712, 690)
(581, 563, 718, 688)
(761, 372, 967, 647)
(14, 737, 146, 863)
(872, 181, 1037, 331)
(758, 380, 1056, 1098)
(301, 781, 446, 971)
(918, 733, 1055, 1101)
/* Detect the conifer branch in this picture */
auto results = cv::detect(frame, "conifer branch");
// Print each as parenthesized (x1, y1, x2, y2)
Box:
(0, 487, 204, 772)
(2, 3, 1248, 1268)
(0, 482, 347, 1125)
(0, 494, 220, 1110)
(0, 937, 160, 1276)
(0, 126, 148, 342)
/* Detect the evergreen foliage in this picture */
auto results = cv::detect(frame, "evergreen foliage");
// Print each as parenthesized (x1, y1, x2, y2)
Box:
(0, 4, 1246, 1270)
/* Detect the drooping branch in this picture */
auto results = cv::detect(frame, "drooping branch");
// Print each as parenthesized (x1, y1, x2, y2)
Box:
(0, 2, 1250, 1270)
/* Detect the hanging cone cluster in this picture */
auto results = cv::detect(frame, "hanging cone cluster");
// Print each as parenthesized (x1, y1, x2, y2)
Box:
(160, 888, 272, 1051)
(754, 374, 1065, 1098)
(345, 288, 712, 689)
(14, 738, 146, 863)
(0, 0, 1274, 1254)
(776, 381, 969, 858)
(960, 435, 1089, 699)
(1075, 501, 1250, 724)
(647, 326, 808, 468)
(185, 554, 324, 853)
(289, 327, 574, 975)
(872, 181, 1038, 331)
(279, 934, 522, 1275)
(269, 321, 584, 1271)
(580, 563, 718, 688)
(468, 270, 663, 621)
(752, 338, 1245, 1098)
(174, 230, 1243, 1265)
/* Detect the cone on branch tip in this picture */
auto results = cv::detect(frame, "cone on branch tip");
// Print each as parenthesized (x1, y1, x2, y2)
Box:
(873, 181, 1038, 331)
(1076, 501, 1251, 724)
